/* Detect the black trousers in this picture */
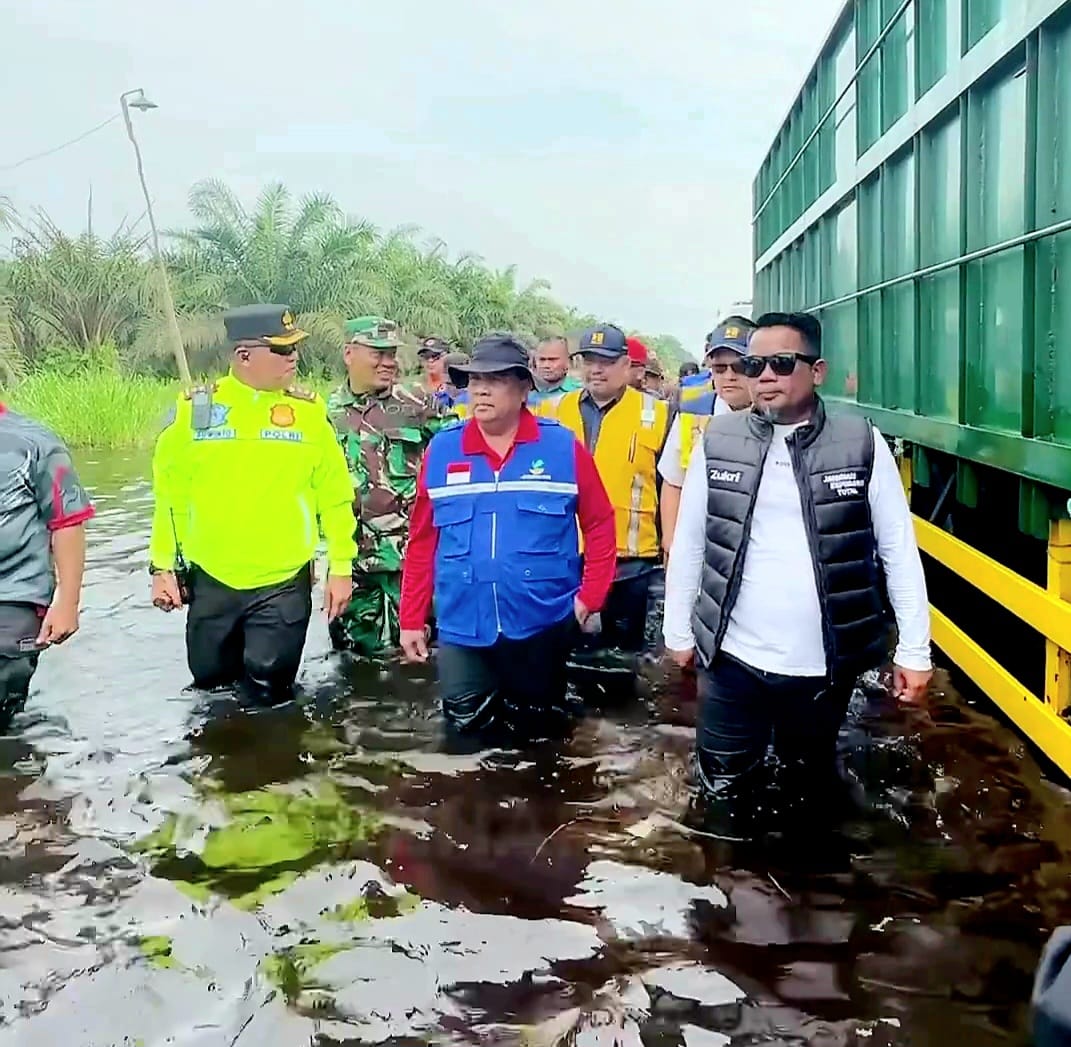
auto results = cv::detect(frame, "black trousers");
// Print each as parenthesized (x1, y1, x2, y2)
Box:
(438, 614, 577, 739)
(0, 603, 43, 731)
(587, 560, 661, 653)
(696, 651, 854, 796)
(185, 564, 312, 704)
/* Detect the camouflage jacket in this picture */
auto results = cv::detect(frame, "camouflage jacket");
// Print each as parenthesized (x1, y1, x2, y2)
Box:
(328, 382, 454, 573)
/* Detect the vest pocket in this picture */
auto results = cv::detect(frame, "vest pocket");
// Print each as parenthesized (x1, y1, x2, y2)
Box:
(432, 498, 474, 558)
(434, 562, 478, 637)
(514, 493, 573, 554)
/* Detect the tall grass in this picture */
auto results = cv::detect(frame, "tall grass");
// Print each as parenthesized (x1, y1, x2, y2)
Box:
(4, 370, 176, 448)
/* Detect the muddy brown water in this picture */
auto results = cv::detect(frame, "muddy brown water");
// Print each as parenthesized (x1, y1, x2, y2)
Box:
(2, 454, 1071, 1046)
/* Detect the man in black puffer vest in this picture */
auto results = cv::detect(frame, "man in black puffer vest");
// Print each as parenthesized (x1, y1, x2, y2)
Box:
(663, 312, 932, 835)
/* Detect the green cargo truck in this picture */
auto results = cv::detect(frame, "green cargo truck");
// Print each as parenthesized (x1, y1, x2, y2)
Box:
(753, 0, 1071, 774)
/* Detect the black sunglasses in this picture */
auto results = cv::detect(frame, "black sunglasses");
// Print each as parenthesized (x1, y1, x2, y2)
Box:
(268, 344, 299, 357)
(733, 352, 819, 378)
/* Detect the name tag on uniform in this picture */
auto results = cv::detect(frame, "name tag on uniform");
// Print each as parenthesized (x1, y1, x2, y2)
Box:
(261, 429, 303, 443)
(822, 469, 864, 497)
(194, 428, 236, 441)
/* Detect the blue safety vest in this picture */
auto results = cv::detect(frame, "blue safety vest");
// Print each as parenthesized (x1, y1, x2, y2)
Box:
(424, 418, 581, 646)
(678, 370, 716, 415)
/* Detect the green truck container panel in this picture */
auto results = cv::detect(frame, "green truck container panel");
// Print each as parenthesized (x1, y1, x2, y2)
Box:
(753, 0, 1071, 498)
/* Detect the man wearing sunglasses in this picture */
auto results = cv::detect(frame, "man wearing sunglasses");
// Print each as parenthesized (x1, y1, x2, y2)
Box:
(658, 318, 754, 554)
(418, 337, 452, 405)
(328, 316, 456, 659)
(663, 311, 932, 832)
(149, 304, 356, 705)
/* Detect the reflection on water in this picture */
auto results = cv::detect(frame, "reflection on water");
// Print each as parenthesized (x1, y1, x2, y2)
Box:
(1, 453, 1070, 1045)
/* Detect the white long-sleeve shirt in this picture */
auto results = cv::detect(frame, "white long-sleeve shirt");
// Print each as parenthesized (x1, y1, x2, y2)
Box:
(662, 422, 932, 675)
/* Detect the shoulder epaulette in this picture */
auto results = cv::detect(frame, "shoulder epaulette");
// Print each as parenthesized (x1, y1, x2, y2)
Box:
(284, 384, 319, 403)
(182, 381, 217, 401)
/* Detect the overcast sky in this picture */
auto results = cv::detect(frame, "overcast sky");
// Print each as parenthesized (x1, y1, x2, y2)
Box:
(2, 0, 843, 350)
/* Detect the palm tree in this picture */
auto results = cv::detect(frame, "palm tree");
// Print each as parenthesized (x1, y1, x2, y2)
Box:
(5, 211, 155, 369)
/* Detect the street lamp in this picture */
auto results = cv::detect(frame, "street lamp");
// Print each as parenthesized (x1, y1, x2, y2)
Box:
(120, 88, 192, 387)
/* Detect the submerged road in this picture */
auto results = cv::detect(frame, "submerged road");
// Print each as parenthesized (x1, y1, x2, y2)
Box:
(1, 452, 1069, 1046)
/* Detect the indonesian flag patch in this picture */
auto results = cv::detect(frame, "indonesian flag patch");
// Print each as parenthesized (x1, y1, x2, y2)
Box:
(446, 462, 471, 485)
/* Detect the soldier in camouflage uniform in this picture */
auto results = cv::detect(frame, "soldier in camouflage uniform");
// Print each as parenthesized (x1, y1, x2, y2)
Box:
(328, 316, 454, 657)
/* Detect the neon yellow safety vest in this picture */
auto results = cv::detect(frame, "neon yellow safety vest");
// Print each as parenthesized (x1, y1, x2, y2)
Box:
(149, 373, 357, 590)
(678, 414, 711, 473)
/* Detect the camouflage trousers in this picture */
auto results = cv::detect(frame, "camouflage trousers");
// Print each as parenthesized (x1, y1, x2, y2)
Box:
(329, 570, 401, 658)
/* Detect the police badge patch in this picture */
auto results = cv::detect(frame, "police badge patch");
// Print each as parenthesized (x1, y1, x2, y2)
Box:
(270, 404, 296, 427)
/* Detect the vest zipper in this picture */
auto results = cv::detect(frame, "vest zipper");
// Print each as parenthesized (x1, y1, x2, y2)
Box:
(713, 435, 772, 653)
(787, 431, 834, 675)
(491, 469, 502, 634)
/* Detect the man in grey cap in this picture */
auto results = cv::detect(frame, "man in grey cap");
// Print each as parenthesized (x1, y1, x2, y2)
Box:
(398, 333, 617, 739)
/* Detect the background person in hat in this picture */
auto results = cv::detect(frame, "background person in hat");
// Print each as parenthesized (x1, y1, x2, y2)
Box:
(551, 324, 669, 655)
(625, 336, 649, 391)
(417, 336, 452, 403)
(658, 316, 755, 553)
(643, 355, 666, 399)
(328, 317, 456, 659)
(398, 333, 617, 738)
(149, 304, 356, 704)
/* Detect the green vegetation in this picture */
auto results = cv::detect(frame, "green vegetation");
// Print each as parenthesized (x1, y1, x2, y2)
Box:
(132, 781, 383, 911)
(138, 935, 177, 970)
(6, 369, 174, 447)
(0, 181, 695, 446)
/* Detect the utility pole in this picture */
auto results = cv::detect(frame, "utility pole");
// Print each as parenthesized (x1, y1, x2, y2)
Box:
(120, 88, 192, 387)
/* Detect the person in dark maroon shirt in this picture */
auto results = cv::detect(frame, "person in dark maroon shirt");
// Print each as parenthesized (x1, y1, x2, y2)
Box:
(399, 335, 617, 739)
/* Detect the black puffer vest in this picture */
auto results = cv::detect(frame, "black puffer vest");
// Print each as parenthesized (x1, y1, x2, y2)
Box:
(692, 398, 889, 682)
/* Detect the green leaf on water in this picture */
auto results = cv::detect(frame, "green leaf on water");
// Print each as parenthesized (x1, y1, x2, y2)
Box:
(139, 935, 176, 969)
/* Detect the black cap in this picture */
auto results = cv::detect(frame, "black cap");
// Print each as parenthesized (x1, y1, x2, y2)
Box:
(223, 304, 308, 347)
(576, 323, 628, 358)
(447, 334, 532, 388)
(418, 336, 450, 358)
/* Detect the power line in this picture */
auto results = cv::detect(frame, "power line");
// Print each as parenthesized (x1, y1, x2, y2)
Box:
(0, 114, 120, 174)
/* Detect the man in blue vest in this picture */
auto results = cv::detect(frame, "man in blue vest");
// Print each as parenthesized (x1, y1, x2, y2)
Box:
(399, 334, 618, 738)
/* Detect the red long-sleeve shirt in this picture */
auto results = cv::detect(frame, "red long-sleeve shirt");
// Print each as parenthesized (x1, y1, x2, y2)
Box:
(399, 408, 617, 631)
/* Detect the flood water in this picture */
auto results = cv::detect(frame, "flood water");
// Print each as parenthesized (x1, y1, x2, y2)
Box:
(3, 453, 1071, 1046)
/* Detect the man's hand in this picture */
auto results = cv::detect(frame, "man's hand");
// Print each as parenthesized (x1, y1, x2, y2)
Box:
(36, 595, 79, 646)
(893, 665, 932, 705)
(574, 595, 592, 630)
(667, 646, 694, 669)
(401, 628, 430, 663)
(323, 574, 353, 621)
(151, 571, 184, 612)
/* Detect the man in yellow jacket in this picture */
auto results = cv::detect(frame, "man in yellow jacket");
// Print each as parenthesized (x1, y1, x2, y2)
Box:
(149, 304, 356, 704)
(553, 323, 669, 652)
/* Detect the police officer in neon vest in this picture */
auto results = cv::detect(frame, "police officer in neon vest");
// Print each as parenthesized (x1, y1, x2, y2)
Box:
(551, 324, 670, 653)
(149, 305, 356, 705)
(658, 317, 754, 552)
(399, 334, 617, 737)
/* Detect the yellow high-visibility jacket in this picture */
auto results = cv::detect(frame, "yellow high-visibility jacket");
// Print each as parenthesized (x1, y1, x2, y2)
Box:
(149, 374, 357, 590)
(678, 414, 711, 473)
(554, 386, 668, 559)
